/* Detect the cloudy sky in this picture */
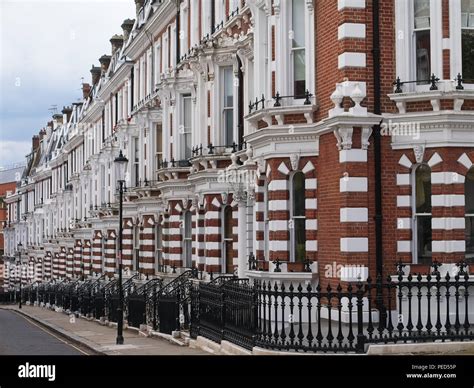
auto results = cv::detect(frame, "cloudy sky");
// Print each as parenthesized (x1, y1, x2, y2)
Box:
(0, 0, 135, 168)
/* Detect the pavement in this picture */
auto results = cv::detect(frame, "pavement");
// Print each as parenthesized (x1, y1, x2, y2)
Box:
(0, 305, 208, 356)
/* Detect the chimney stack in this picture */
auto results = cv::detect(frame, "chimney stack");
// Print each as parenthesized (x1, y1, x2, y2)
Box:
(82, 83, 91, 99)
(135, 0, 145, 16)
(62, 106, 73, 123)
(90, 65, 101, 86)
(32, 135, 40, 151)
(110, 34, 124, 55)
(52, 114, 63, 130)
(121, 19, 135, 42)
(99, 55, 112, 76)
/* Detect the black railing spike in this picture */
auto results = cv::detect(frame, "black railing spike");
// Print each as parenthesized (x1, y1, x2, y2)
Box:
(430, 73, 440, 90)
(455, 73, 464, 90)
(272, 259, 281, 273)
(304, 90, 312, 105)
(394, 77, 403, 93)
(274, 92, 281, 107)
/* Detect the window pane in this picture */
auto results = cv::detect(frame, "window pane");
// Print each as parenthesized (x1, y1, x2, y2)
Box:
(293, 49, 306, 96)
(466, 217, 474, 262)
(224, 109, 233, 145)
(466, 168, 474, 214)
(224, 206, 233, 239)
(417, 215, 432, 265)
(462, 30, 474, 81)
(415, 30, 431, 82)
(462, 0, 474, 27)
(292, 0, 305, 48)
(224, 68, 233, 108)
(414, 0, 430, 28)
(293, 172, 305, 216)
(184, 212, 192, 239)
(294, 218, 306, 263)
(416, 164, 431, 213)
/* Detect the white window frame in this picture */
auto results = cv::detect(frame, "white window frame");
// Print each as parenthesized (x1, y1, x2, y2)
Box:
(411, 163, 432, 264)
(220, 66, 235, 146)
(180, 94, 192, 160)
(395, 0, 442, 92)
(183, 211, 192, 268)
(133, 137, 140, 187)
(289, 171, 306, 263)
(451, 0, 474, 88)
(133, 225, 140, 272)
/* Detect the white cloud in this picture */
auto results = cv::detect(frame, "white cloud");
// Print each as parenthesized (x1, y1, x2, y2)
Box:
(0, 140, 32, 167)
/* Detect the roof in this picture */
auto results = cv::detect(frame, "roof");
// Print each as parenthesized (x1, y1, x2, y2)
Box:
(0, 165, 25, 184)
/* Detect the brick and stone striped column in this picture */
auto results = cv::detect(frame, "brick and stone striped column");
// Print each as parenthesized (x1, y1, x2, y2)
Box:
(58, 247, 66, 278)
(92, 231, 103, 275)
(168, 201, 183, 269)
(66, 247, 74, 279)
(44, 251, 52, 280)
(162, 210, 170, 268)
(52, 252, 59, 279)
(254, 176, 266, 263)
(83, 240, 91, 278)
(74, 240, 82, 278)
(121, 218, 134, 271)
(140, 215, 156, 276)
(104, 230, 117, 276)
(35, 257, 43, 283)
(194, 203, 206, 271)
(204, 195, 222, 273)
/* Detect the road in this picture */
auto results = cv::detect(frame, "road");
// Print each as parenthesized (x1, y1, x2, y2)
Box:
(0, 309, 89, 355)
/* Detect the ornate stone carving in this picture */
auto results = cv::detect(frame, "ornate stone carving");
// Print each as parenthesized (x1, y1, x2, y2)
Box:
(290, 154, 300, 171)
(413, 145, 425, 164)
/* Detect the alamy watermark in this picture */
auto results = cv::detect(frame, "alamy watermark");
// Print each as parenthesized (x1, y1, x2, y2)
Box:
(381, 119, 420, 140)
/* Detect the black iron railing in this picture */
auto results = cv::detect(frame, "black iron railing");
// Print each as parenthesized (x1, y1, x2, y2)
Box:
(393, 74, 440, 93)
(191, 142, 246, 157)
(157, 158, 192, 169)
(273, 90, 313, 106)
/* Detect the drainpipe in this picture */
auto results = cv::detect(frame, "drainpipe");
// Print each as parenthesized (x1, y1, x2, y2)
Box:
(176, 1, 181, 67)
(372, 0, 386, 323)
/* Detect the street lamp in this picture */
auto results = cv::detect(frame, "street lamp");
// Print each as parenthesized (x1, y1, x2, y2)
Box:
(17, 242, 23, 309)
(114, 150, 128, 345)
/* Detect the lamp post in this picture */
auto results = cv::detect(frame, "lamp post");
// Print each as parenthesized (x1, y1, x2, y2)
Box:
(114, 150, 128, 345)
(17, 242, 23, 309)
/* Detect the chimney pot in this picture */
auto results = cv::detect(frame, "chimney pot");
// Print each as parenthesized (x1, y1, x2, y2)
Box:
(121, 19, 135, 42)
(62, 106, 73, 123)
(110, 34, 124, 55)
(99, 55, 112, 76)
(90, 65, 101, 86)
(135, 0, 145, 16)
(82, 83, 91, 100)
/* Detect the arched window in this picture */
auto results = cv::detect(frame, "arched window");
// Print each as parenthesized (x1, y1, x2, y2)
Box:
(291, 172, 306, 263)
(183, 211, 192, 268)
(465, 167, 474, 262)
(413, 164, 432, 264)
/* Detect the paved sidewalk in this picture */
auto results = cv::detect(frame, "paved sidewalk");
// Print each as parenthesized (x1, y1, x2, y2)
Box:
(0, 305, 207, 356)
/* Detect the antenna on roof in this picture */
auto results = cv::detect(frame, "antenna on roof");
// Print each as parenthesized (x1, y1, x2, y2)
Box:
(48, 105, 58, 115)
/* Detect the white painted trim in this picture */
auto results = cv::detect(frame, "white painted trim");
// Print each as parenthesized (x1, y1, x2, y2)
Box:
(305, 178, 317, 190)
(305, 198, 317, 210)
(340, 177, 368, 192)
(269, 200, 288, 211)
(338, 52, 366, 69)
(269, 240, 290, 251)
(396, 174, 411, 185)
(269, 220, 289, 231)
(306, 240, 318, 251)
(306, 219, 318, 230)
(431, 172, 465, 185)
(397, 195, 411, 207)
(431, 194, 465, 207)
(432, 240, 465, 253)
(340, 208, 368, 223)
(397, 218, 411, 229)
(337, 0, 366, 10)
(427, 152, 443, 167)
(458, 153, 473, 170)
(399, 154, 413, 169)
(268, 180, 288, 191)
(277, 162, 290, 176)
(339, 149, 368, 163)
(340, 237, 368, 252)
(338, 23, 366, 40)
(431, 217, 465, 230)
(397, 240, 412, 253)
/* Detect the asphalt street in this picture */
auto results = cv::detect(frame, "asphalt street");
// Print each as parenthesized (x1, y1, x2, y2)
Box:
(0, 309, 88, 355)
